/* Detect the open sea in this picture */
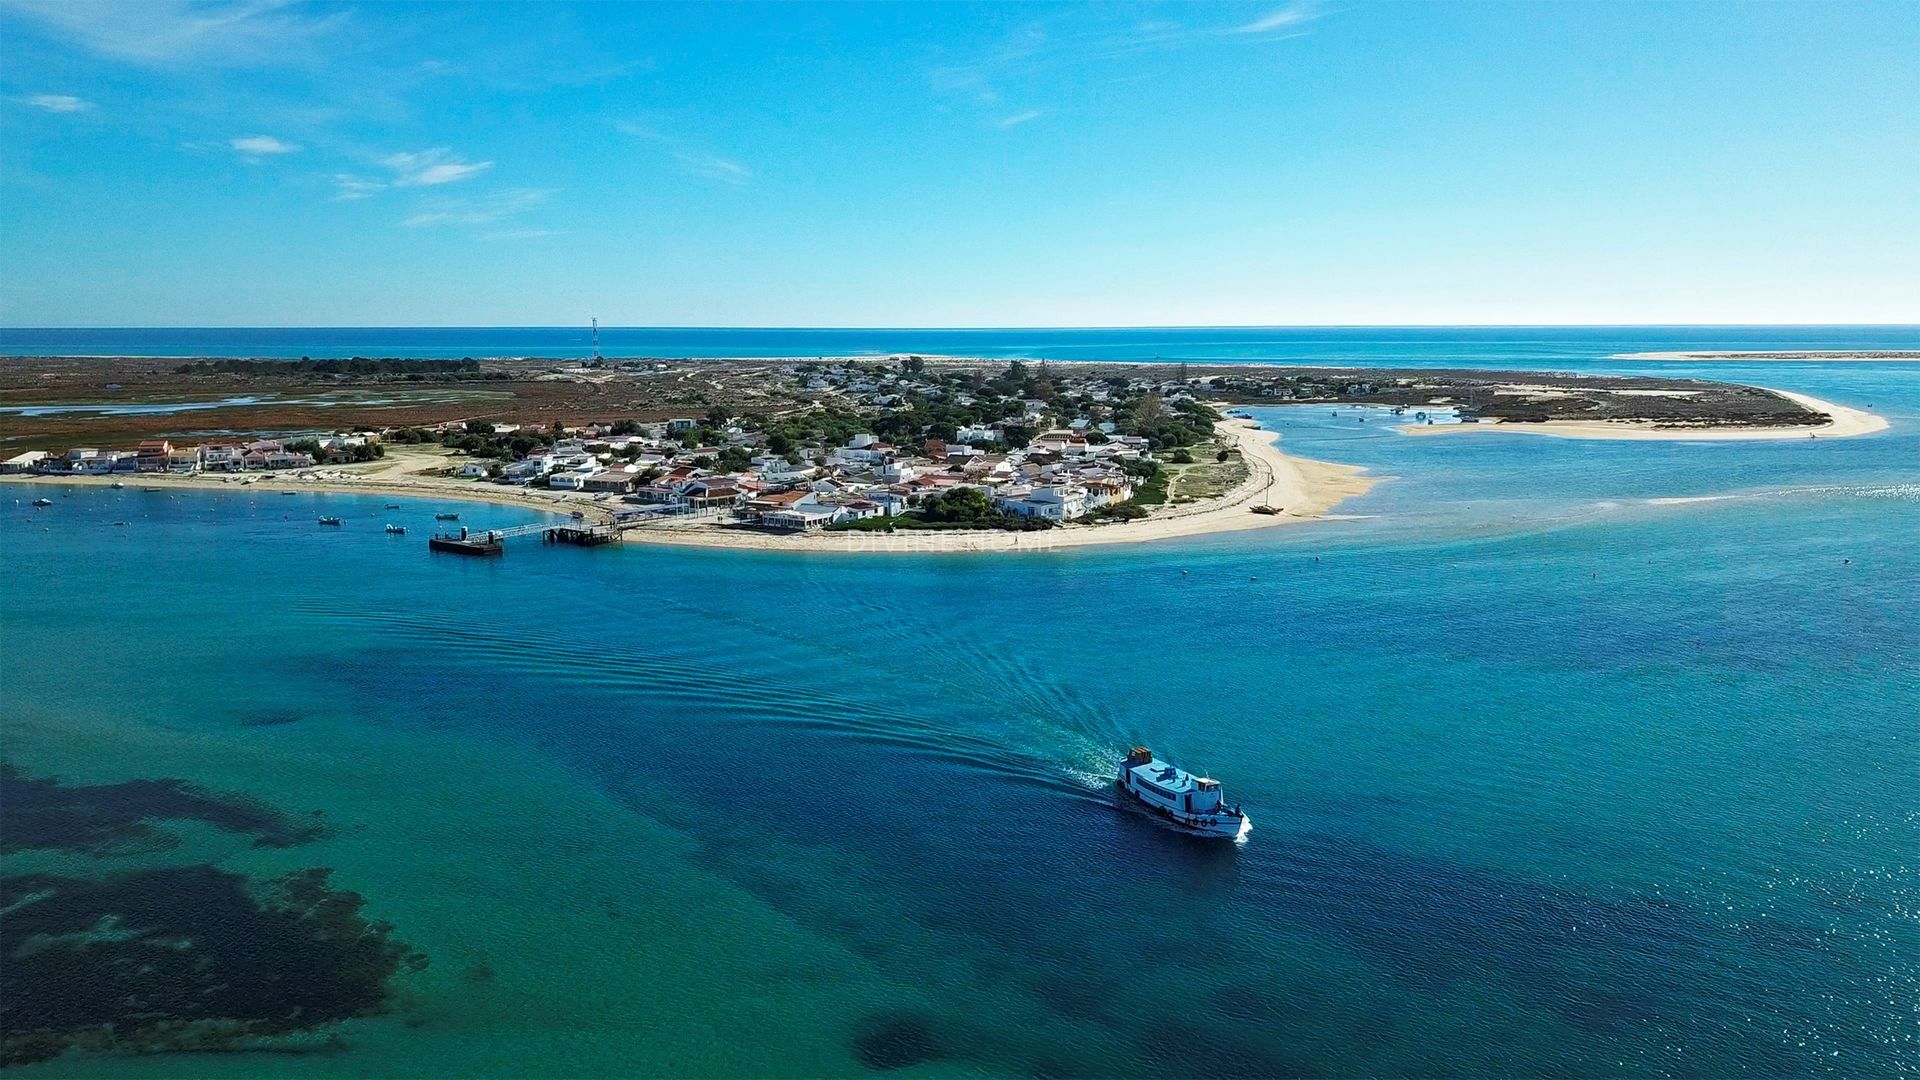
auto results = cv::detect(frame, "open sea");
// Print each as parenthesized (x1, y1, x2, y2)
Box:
(2, 328, 1917, 1077)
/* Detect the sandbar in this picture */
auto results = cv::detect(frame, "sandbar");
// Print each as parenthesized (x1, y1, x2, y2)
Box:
(1398, 389, 1887, 442)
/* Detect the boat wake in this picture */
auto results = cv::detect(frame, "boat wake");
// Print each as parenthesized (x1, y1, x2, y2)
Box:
(293, 594, 1120, 806)
(1649, 481, 1920, 507)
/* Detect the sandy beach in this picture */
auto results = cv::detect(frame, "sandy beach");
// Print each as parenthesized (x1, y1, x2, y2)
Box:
(3, 420, 1378, 554)
(1398, 389, 1888, 442)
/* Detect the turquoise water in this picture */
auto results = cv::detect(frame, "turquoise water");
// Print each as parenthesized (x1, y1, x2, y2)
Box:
(3, 324, 1917, 364)
(3, 349, 1917, 1076)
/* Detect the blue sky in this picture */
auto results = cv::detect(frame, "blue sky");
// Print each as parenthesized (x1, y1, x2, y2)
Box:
(1, 0, 1915, 327)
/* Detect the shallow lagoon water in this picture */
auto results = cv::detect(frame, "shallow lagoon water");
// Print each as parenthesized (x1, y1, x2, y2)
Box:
(2, 347, 1916, 1076)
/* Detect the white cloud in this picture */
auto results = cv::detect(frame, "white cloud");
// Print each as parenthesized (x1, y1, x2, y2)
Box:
(619, 120, 752, 185)
(401, 187, 552, 228)
(383, 148, 493, 187)
(22, 93, 94, 113)
(1231, 4, 1317, 35)
(671, 151, 750, 185)
(329, 173, 385, 200)
(933, 6, 1319, 113)
(230, 134, 299, 155)
(0, 0, 346, 67)
(997, 109, 1044, 130)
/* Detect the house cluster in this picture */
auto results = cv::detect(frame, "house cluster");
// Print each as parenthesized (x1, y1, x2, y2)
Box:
(464, 420, 1151, 531)
(4, 433, 379, 476)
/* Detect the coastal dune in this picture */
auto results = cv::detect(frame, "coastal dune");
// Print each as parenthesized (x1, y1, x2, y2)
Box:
(1399, 389, 1888, 442)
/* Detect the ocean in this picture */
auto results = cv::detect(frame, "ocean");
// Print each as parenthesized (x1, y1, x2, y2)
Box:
(2, 330, 1916, 1077)
(2, 323, 1917, 365)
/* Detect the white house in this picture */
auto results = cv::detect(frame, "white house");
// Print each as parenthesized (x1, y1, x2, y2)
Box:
(832, 435, 892, 467)
(455, 461, 492, 479)
(264, 450, 315, 470)
(501, 458, 549, 483)
(548, 467, 601, 491)
(863, 490, 911, 517)
(2, 450, 50, 473)
(998, 484, 1090, 522)
(201, 444, 243, 472)
(761, 506, 841, 531)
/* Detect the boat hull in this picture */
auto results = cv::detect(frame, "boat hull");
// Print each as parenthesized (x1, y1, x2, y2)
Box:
(1118, 779, 1250, 839)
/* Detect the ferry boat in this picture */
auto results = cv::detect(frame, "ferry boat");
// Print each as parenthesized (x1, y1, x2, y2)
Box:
(317, 516, 342, 526)
(1118, 747, 1250, 839)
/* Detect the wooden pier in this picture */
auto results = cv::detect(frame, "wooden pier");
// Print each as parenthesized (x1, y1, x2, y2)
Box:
(543, 523, 619, 546)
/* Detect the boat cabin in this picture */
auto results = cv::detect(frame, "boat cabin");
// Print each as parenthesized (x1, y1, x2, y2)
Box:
(1121, 747, 1231, 817)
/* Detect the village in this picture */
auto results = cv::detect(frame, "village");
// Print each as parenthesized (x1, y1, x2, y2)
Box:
(3, 359, 1242, 533)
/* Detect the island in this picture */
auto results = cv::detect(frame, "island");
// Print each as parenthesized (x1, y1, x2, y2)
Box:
(0, 354, 1887, 551)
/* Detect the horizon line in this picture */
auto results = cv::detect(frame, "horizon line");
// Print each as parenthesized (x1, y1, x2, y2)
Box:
(4, 322, 1918, 333)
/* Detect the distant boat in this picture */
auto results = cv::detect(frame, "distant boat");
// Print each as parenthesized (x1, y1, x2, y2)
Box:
(1249, 505, 1281, 516)
(385, 503, 402, 509)
(112, 481, 125, 488)
(282, 490, 298, 495)
(1118, 747, 1250, 840)
(385, 524, 407, 535)
(142, 487, 163, 492)
(318, 516, 342, 526)
(32, 497, 53, 507)
(111, 520, 130, 527)
(435, 512, 460, 521)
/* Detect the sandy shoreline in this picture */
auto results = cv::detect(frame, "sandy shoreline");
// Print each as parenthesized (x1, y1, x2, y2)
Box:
(3, 420, 1379, 554)
(1398, 388, 1888, 442)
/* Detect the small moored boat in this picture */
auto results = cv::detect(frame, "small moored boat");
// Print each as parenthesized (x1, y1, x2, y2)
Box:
(385, 523, 406, 534)
(435, 512, 460, 521)
(1118, 747, 1250, 840)
(32, 498, 53, 507)
(317, 516, 342, 526)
